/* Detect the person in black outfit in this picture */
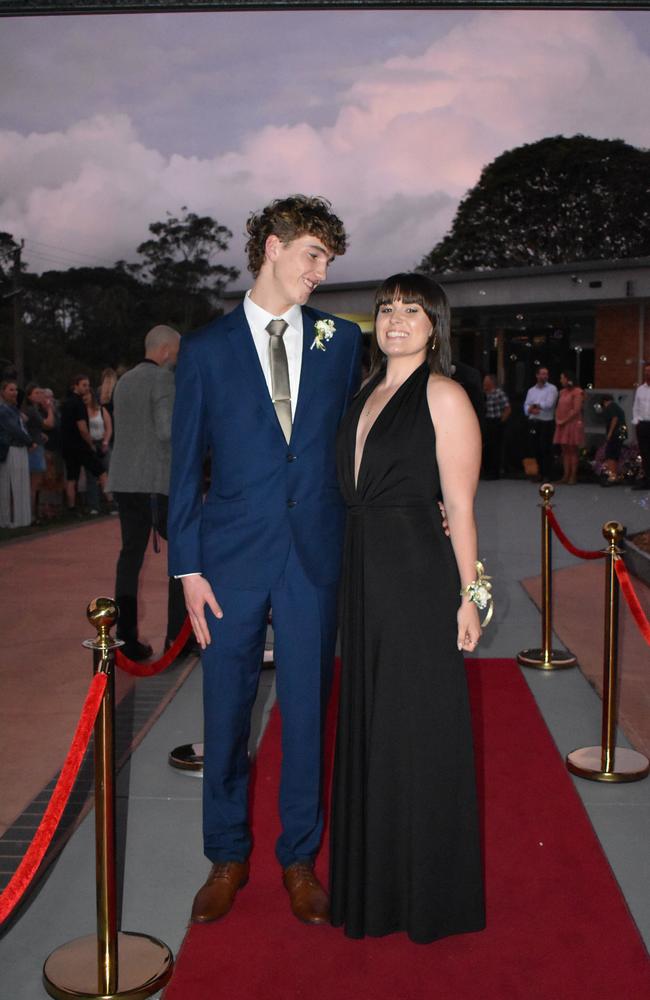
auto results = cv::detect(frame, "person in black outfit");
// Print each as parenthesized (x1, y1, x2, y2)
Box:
(60, 374, 107, 513)
(330, 273, 485, 943)
(600, 394, 627, 485)
(451, 359, 485, 430)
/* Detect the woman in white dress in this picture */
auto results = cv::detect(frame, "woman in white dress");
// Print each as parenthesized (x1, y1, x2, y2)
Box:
(0, 379, 33, 528)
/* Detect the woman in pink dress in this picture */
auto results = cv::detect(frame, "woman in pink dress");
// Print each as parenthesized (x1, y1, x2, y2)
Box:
(553, 370, 585, 485)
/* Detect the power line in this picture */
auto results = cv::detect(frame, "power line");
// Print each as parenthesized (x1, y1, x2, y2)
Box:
(23, 239, 118, 268)
(22, 248, 97, 269)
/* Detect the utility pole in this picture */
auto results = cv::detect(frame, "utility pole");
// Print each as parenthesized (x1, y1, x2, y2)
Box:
(13, 239, 24, 386)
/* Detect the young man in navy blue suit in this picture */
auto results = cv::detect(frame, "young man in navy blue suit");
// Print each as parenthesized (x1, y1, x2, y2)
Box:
(169, 195, 362, 925)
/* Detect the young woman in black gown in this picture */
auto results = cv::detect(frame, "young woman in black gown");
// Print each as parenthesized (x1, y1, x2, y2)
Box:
(330, 273, 486, 944)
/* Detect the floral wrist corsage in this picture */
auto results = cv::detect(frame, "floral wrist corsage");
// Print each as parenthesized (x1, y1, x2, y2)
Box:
(460, 561, 493, 626)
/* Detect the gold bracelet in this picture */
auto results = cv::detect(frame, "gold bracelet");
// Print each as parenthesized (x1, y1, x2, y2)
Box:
(460, 560, 494, 627)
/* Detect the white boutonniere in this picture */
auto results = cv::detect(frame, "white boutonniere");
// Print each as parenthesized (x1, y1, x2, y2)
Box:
(310, 318, 336, 351)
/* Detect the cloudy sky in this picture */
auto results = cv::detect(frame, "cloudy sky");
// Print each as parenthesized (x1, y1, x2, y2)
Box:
(1, 8, 650, 285)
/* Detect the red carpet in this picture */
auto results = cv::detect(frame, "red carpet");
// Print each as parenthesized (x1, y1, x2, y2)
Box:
(163, 661, 650, 1000)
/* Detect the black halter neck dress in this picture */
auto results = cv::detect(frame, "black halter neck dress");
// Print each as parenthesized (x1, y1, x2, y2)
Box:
(329, 362, 485, 943)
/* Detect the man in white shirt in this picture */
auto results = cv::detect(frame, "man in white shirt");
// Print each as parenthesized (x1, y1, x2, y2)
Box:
(523, 367, 558, 481)
(169, 196, 362, 928)
(632, 362, 650, 489)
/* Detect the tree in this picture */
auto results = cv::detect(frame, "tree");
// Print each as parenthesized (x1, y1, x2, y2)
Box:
(0, 210, 240, 390)
(0, 233, 25, 380)
(19, 266, 149, 389)
(419, 135, 650, 273)
(130, 207, 239, 331)
(0, 232, 22, 285)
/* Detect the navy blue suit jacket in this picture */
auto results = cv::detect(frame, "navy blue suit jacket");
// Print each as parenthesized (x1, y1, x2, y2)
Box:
(168, 302, 362, 589)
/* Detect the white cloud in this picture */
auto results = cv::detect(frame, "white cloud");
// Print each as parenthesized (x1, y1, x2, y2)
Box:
(1, 11, 649, 282)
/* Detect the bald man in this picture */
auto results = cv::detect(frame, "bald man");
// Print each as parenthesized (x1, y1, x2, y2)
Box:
(109, 325, 188, 660)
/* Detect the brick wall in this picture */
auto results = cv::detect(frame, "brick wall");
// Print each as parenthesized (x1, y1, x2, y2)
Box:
(594, 303, 648, 388)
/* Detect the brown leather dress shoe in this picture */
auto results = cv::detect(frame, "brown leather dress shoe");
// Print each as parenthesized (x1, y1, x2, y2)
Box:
(191, 860, 250, 924)
(282, 862, 329, 925)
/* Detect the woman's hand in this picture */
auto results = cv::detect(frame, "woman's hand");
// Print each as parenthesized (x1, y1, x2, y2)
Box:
(457, 599, 481, 652)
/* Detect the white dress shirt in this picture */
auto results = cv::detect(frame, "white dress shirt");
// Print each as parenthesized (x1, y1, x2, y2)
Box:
(632, 382, 650, 424)
(243, 291, 303, 419)
(524, 382, 558, 421)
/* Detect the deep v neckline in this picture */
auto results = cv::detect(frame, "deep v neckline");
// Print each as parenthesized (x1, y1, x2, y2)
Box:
(353, 363, 426, 492)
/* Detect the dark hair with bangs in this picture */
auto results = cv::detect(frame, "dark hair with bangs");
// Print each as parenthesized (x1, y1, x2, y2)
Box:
(245, 194, 348, 276)
(369, 272, 452, 379)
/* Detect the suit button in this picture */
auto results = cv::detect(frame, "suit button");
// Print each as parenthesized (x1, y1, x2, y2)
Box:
(287, 499, 297, 508)
(287, 453, 296, 462)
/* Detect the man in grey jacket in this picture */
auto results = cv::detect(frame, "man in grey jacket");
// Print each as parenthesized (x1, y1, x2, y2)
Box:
(109, 325, 186, 660)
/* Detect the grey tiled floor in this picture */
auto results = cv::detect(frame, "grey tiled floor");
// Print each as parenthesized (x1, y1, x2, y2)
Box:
(0, 481, 648, 997)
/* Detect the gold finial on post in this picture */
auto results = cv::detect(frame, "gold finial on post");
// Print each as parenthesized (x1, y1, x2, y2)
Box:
(567, 521, 649, 783)
(602, 520, 624, 547)
(517, 483, 577, 670)
(86, 597, 119, 654)
(539, 481, 555, 505)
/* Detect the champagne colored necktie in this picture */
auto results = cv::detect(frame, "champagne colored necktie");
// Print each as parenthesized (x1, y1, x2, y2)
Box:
(266, 319, 292, 443)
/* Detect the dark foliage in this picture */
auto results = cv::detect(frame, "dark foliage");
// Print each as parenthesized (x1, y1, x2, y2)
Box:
(0, 209, 238, 392)
(419, 135, 650, 273)
(127, 207, 239, 332)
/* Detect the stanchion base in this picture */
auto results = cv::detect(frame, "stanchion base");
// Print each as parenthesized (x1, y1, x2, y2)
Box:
(567, 746, 650, 783)
(43, 931, 173, 1000)
(168, 742, 204, 776)
(517, 647, 577, 670)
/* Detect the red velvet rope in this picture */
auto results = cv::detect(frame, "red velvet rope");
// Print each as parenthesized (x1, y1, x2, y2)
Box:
(615, 559, 650, 647)
(0, 671, 107, 925)
(115, 616, 194, 677)
(545, 509, 606, 561)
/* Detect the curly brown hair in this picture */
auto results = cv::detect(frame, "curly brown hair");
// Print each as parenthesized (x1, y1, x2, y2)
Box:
(245, 194, 348, 276)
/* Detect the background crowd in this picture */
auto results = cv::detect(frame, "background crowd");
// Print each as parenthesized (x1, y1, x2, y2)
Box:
(478, 362, 650, 488)
(0, 365, 118, 530)
(1, 355, 649, 534)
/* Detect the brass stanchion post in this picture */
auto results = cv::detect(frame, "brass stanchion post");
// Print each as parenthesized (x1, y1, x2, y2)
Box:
(567, 523, 649, 782)
(94, 614, 117, 995)
(43, 598, 174, 1000)
(517, 483, 577, 670)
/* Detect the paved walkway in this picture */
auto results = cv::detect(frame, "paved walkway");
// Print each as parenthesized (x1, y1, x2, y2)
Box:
(0, 480, 648, 998)
(0, 517, 171, 835)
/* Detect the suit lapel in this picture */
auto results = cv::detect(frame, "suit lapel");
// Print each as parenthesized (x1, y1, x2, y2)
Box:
(292, 309, 320, 433)
(225, 303, 284, 437)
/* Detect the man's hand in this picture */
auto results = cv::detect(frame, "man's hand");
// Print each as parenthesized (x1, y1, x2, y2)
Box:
(438, 500, 450, 537)
(181, 575, 223, 649)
